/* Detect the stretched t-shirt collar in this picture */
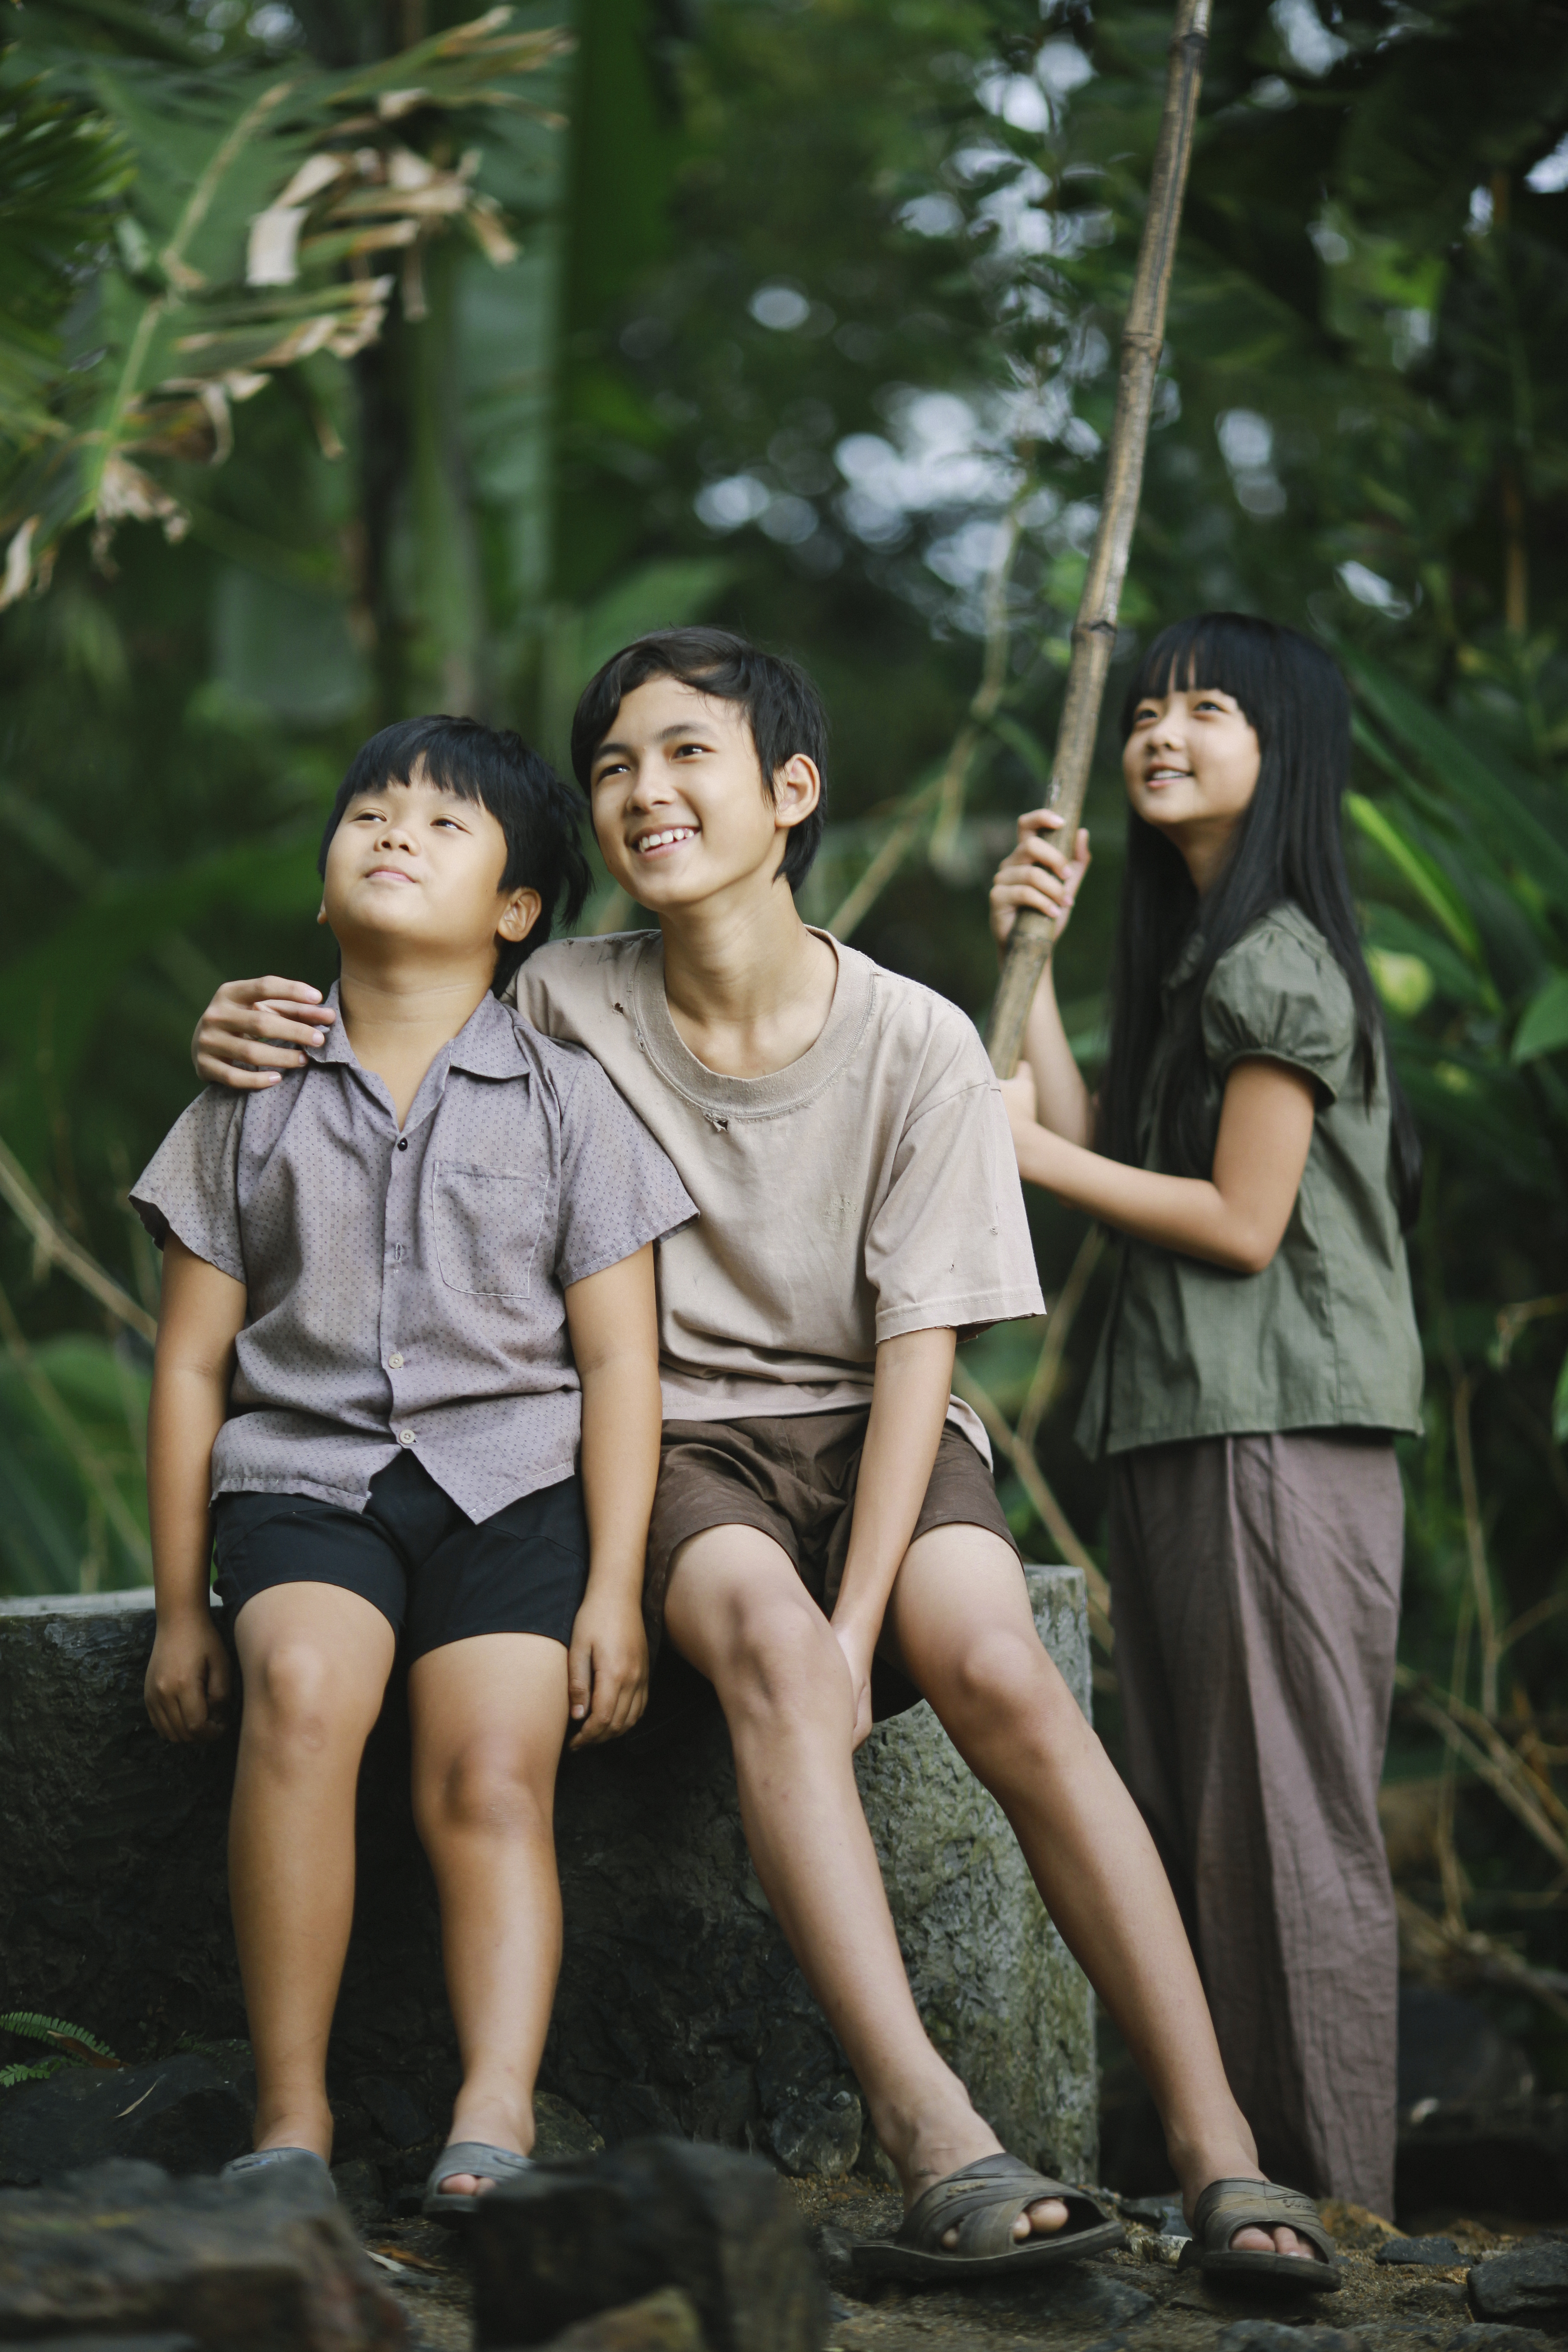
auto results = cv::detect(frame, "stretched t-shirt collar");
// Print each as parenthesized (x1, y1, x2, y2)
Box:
(629, 926, 876, 1121)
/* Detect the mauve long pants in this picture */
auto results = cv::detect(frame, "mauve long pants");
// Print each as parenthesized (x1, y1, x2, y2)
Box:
(1107, 1431, 1403, 2217)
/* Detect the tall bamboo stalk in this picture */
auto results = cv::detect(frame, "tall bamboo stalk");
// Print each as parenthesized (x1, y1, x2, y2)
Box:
(986, 0, 1212, 1077)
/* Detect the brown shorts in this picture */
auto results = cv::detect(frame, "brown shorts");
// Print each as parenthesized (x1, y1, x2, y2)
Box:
(645, 1407, 1020, 1719)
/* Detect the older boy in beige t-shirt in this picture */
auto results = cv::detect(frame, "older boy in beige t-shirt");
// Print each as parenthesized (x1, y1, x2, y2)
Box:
(194, 629, 1336, 2289)
(512, 918, 1037, 1684)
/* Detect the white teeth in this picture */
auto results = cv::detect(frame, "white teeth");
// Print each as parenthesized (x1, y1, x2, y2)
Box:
(634, 828, 696, 851)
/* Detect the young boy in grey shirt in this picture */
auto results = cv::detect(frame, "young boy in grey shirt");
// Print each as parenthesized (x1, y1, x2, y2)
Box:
(136, 717, 693, 2220)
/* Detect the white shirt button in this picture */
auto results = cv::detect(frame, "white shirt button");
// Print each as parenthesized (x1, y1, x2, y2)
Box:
(397, 1428, 416, 1446)
(387, 1353, 404, 1369)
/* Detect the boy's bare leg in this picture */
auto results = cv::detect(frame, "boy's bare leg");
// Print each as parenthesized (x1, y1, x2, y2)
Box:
(410, 1631, 571, 2197)
(230, 1584, 397, 2160)
(662, 1526, 1068, 2243)
(884, 1524, 1315, 2259)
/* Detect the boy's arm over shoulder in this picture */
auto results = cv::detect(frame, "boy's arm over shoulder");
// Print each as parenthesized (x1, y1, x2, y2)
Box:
(526, 1026, 696, 1289)
(129, 1085, 253, 1282)
(864, 978, 1044, 1342)
(505, 932, 646, 1049)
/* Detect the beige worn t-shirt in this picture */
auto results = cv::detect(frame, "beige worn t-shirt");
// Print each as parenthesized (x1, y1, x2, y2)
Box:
(506, 929, 1043, 1459)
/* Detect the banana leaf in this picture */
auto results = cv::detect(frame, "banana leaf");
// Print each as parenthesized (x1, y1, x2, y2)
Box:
(0, 5, 572, 595)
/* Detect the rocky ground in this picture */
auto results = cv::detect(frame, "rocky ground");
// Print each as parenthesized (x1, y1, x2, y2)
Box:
(355, 2178, 1565, 2352)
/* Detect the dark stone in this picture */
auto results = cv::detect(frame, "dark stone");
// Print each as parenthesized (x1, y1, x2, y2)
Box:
(1398, 2097, 1568, 2224)
(1398, 1988, 1533, 2111)
(4, 2339, 201, 2351)
(528, 2286, 706, 2350)
(0, 2052, 251, 2187)
(353, 2075, 433, 2150)
(1216, 2328, 1364, 2352)
(1451, 2327, 1554, 2351)
(1032, 2271, 1154, 2330)
(330, 2158, 386, 2226)
(1376, 2235, 1462, 2266)
(0, 2157, 405, 2349)
(1469, 2242, 1568, 2322)
(468, 2136, 825, 2352)
(0, 1578, 1095, 2181)
(1115, 2194, 1181, 2231)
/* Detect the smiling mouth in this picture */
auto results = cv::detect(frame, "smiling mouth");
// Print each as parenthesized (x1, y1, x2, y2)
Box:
(632, 826, 698, 855)
(366, 866, 417, 882)
(1144, 767, 1191, 784)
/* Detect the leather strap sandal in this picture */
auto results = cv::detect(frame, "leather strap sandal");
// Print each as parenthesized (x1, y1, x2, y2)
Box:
(421, 2140, 534, 2225)
(1177, 2178, 1341, 2291)
(851, 2151, 1125, 2282)
(220, 2147, 335, 2197)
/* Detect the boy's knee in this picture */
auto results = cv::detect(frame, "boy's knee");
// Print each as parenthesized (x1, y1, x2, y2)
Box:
(944, 1626, 1066, 1744)
(422, 1742, 549, 1840)
(245, 1641, 340, 1754)
(721, 1596, 842, 1726)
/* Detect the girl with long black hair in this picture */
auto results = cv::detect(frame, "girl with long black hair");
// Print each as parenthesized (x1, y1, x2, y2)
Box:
(992, 613, 1422, 2221)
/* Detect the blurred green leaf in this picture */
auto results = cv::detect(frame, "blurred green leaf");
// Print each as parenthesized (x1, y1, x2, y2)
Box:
(1346, 791, 1487, 969)
(1514, 972, 1568, 1066)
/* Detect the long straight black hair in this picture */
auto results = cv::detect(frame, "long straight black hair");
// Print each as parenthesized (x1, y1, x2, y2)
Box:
(1097, 612, 1422, 1229)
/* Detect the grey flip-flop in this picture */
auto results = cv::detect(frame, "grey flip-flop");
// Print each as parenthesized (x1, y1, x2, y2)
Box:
(1176, 2178, 1341, 2292)
(851, 2151, 1125, 2283)
(220, 2146, 335, 2197)
(421, 2139, 534, 2225)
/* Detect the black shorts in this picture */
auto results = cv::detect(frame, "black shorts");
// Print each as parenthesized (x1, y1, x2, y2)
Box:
(212, 1451, 590, 1663)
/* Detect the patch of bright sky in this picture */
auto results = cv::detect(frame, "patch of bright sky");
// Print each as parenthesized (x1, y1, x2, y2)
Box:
(1269, 0, 1349, 74)
(1338, 561, 1416, 619)
(1527, 132, 1568, 194)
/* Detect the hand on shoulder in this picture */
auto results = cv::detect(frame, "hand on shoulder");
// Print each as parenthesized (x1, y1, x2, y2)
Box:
(193, 978, 334, 1089)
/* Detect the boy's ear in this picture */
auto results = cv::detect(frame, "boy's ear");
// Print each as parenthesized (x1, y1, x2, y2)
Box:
(497, 887, 543, 944)
(316, 901, 328, 926)
(772, 754, 821, 830)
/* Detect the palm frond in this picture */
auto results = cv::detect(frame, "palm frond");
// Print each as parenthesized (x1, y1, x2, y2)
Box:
(0, 7, 571, 597)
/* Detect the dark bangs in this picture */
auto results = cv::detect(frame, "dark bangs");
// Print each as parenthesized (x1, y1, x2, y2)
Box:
(319, 715, 592, 994)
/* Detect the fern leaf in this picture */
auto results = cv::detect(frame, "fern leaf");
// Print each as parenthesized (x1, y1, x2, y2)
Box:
(0, 2010, 121, 2066)
(0, 2056, 68, 2089)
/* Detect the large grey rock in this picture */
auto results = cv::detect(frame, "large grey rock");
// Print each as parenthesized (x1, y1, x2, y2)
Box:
(0, 1569, 1096, 2182)
(469, 2137, 825, 2351)
(0, 2050, 252, 2187)
(1469, 2241, 1568, 2323)
(0, 2158, 404, 2349)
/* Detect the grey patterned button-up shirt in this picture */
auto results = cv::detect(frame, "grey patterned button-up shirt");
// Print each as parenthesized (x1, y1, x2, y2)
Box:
(132, 986, 695, 1522)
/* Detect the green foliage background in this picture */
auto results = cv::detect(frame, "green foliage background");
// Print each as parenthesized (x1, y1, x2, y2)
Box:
(5, 0, 1568, 2076)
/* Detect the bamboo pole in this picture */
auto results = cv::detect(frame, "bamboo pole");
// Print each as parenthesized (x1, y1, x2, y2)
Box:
(986, 0, 1212, 1076)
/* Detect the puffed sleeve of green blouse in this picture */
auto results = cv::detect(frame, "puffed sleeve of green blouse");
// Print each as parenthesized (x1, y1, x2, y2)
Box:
(1200, 910, 1358, 1102)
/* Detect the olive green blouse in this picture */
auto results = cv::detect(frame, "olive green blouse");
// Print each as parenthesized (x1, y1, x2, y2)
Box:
(1076, 900, 1424, 1461)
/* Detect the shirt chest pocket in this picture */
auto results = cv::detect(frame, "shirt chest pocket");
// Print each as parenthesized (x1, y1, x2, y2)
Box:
(433, 1161, 547, 1298)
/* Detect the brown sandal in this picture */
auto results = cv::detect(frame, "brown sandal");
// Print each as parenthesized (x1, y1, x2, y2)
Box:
(851, 2152, 1125, 2282)
(1177, 2178, 1341, 2292)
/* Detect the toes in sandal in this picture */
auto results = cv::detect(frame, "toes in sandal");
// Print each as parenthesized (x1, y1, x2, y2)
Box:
(220, 2147, 335, 2198)
(421, 2139, 534, 2226)
(1177, 2178, 1341, 2292)
(851, 2151, 1126, 2282)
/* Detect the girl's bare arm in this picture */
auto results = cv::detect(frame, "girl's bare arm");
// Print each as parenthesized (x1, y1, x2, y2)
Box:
(1003, 1055, 1317, 1276)
(988, 811, 1093, 1145)
(145, 1237, 247, 1742)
